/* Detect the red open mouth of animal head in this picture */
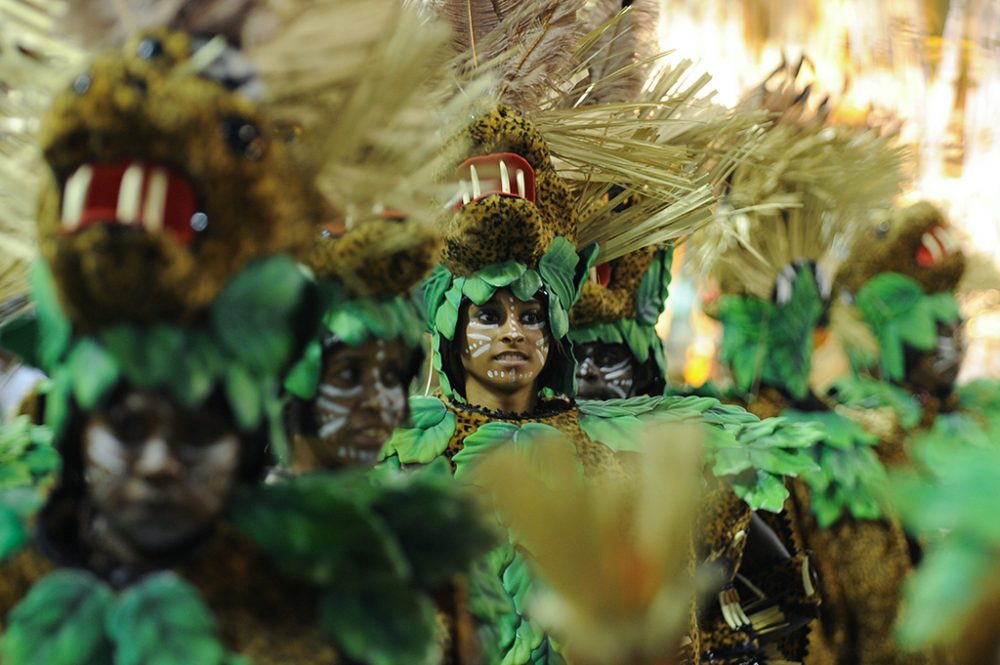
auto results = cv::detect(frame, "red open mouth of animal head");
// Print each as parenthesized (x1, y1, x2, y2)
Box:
(60, 159, 204, 246)
(915, 223, 962, 267)
(588, 262, 613, 287)
(453, 153, 536, 208)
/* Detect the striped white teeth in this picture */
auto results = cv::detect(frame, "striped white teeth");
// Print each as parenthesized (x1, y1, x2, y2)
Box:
(142, 168, 168, 232)
(61, 165, 92, 229)
(516, 169, 526, 198)
(499, 159, 510, 193)
(936, 225, 961, 252)
(922, 231, 944, 263)
(461, 180, 471, 205)
(116, 162, 144, 224)
(589, 267, 600, 284)
(470, 164, 481, 199)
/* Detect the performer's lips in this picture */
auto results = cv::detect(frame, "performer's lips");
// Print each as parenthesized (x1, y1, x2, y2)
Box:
(494, 350, 529, 366)
(453, 153, 536, 208)
(915, 223, 961, 267)
(60, 159, 203, 246)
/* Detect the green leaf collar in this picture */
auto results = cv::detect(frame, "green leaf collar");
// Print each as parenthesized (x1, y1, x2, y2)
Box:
(718, 265, 825, 401)
(28, 257, 311, 463)
(854, 271, 961, 381)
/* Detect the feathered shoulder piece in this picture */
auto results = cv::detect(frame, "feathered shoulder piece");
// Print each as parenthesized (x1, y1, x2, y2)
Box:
(687, 57, 905, 301)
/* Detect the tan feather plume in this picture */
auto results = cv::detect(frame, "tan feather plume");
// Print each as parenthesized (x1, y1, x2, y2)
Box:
(577, 0, 659, 104)
(0, 0, 83, 316)
(428, 0, 587, 111)
(686, 61, 905, 299)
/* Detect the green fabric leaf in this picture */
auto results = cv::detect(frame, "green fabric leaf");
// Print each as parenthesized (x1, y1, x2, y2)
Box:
(783, 410, 886, 526)
(635, 247, 673, 325)
(212, 256, 306, 374)
(30, 262, 71, 371)
(224, 365, 263, 430)
(371, 464, 498, 587)
(383, 397, 457, 464)
(478, 260, 528, 288)
(320, 582, 440, 665)
(67, 338, 120, 411)
(511, 270, 543, 301)
(0, 316, 40, 368)
(719, 266, 823, 400)
(855, 272, 960, 381)
(895, 544, 994, 649)
(0, 504, 26, 561)
(730, 471, 789, 513)
(325, 302, 371, 347)
(547, 294, 569, 340)
(537, 238, 579, 309)
(230, 473, 410, 585)
(452, 422, 519, 476)
(99, 325, 184, 389)
(2, 570, 114, 665)
(463, 276, 497, 306)
(42, 367, 73, 441)
(164, 332, 223, 408)
(435, 279, 465, 341)
(284, 338, 323, 400)
(107, 572, 226, 665)
(829, 375, 923, 429)
(419, 266, 454, 329)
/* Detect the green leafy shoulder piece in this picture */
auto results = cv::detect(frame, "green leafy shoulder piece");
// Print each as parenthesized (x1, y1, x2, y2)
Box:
(889, 444, 1000, 649)
(229, 463, 496, 665)
(1, 569, 245, 665)
(579, 396, 822, 512)
(29, 258, 312, 463)
(381, 395, 458, 465)
(854, 272, 961, 381)
(781, 409, 887, 528)
(829, 375, 923, 429)
(908, 378, 1000, 476)
(718, 265, 824, 401)
(0, 417, 60, 562)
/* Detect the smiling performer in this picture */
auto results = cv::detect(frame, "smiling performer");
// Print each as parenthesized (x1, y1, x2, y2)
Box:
(0, 1, 498, 663)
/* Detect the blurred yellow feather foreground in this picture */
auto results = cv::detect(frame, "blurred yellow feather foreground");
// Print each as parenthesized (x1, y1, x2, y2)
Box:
(468, 423, 717, 665)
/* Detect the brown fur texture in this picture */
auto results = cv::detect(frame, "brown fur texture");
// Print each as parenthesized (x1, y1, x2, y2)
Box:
(308, 218, 441, 299)
(571, 247, 656, 326)
(836, 202, 966, 297)
(39, 29, 318, 330)
(442, 106, 577, 276)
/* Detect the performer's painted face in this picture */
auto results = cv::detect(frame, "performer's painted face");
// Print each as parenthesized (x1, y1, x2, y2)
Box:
(574, 341, 639, 400)
(83, 389, 240, 553)
(313, 338, 410, 467)
(460, 287, 550, 395)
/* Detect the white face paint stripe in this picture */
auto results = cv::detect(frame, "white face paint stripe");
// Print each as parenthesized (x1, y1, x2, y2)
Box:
(535, 349, 546, 364)
(471, 344, 492, 358)
(318, 417, 348, 439)
(467, 333, 491, 341)
(316, 396, 350, 414)
(320, 384, 363, 399)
